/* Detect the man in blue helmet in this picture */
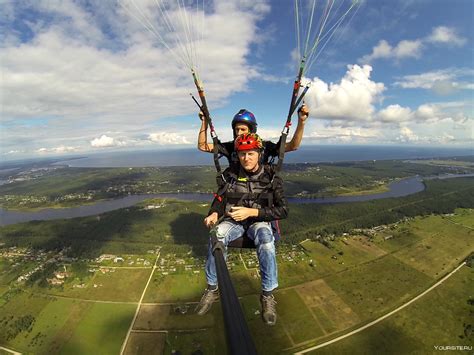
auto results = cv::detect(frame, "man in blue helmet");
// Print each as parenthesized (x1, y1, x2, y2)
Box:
(197, 105, 309, 166)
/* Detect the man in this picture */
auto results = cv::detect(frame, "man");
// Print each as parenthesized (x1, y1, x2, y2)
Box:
(197, 105, 309, 166)
(195, 133, 288, 326)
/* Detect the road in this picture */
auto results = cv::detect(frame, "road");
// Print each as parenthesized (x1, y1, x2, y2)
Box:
(0, 346, 22, 355)
(119, 252, 160, 355)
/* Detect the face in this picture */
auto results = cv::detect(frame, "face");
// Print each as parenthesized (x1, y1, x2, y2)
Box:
(237, 150, 260, 172)
(234, 123, 250, 136)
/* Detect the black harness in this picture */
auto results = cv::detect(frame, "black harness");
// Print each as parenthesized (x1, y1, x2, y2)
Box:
(215, 165, 276, 210)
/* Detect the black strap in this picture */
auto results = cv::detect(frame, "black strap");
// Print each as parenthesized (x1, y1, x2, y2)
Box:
(225, 192, 273, 207)
(276, 132, 288, 172)
(190, 91, 226, 175)
(212, 137, 224, 174)
(210, 233, 257, 354)
(275, 58, 308, 173)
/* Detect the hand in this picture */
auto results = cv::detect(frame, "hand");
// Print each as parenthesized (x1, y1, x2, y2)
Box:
(227, 206, 257, 222)
(198, 111, 205, 121)
(204, 212, 218, 228)
(298, 104, 309, 122)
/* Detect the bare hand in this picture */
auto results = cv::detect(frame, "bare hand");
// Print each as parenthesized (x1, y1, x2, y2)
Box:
(204, 212, 218, 228)
(198, 111, 205, 121)
(298, 104, 309, 122)
(227, 206, 256, 222)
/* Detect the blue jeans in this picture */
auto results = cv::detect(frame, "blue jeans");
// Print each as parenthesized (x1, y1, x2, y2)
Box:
(205, 220, 278, 292)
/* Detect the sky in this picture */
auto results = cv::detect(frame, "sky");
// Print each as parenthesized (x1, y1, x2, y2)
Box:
(1, 0, 473, 160)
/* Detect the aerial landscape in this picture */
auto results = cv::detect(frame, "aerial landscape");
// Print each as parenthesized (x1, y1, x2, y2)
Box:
(1, 0, 473, 354)
(1, 155, 473, 354)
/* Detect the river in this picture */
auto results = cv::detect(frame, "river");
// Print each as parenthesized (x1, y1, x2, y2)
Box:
(1, 174, 473, 226)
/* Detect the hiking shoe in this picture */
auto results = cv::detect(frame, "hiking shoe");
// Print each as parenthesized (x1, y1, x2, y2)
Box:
(260, 294, 277, 325)
(195, 288, 219, 315)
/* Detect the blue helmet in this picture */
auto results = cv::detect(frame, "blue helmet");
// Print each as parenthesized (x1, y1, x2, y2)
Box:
(232, 109, 258, 135)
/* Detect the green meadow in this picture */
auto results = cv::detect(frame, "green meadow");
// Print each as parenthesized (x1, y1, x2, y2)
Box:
(310, 266, 474, 355)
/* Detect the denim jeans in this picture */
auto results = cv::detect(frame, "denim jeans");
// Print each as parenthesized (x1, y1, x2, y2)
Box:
(205, 220, 278, 292)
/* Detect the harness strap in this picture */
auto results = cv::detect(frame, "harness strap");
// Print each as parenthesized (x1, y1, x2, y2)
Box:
(276, 131, 289, 172)
(225, 192, 273, 207)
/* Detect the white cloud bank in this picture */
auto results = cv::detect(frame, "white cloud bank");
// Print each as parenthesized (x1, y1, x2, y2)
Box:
(360, 26, 466, 63)
(90, 135, 118, 148)
(36, 146, 78, 154)
(427, 26, 467, 46)
(300, 64, 472, 145)
(360, 39, 423, 63)
(148, 132, 191, 145)
(1, 0, 269, 153)
(394, 68, 474, 95)
(1, 2, 471, 155)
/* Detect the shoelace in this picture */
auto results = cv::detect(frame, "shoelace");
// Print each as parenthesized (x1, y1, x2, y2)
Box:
(201, 289, 218, 301)
(262, 295, 277, 313)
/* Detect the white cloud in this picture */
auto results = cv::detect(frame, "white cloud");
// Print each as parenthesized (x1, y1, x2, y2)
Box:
(364, 40, 392, 60)
(309, 127, 380, 143)
(414, 104, 440, 122)
(36, 146, 78, 154)
(360, 39, 422, 63)
(360, 26, 465, 64)
(90, 135, 118, 148)
(253, 128, 282, 143)
(393, 40, 423, 59)
(412, 102, 472, 124)
(148, 132, 191, 145)
(304, 64, 385, 122)
(376, 101, 473, 126)
(53, 146, 78, 153)
(394, 68, 474, 95)
(427, 26, 467, 46)
(395, 127, 464, 145)
(3, 150, 21, 155)
(378, 104, 413, 123)
(396, 126, 418, 143)
(431, 80, 457, 96)
(438, 133, 456, 144)
(301, 119, 381, 144)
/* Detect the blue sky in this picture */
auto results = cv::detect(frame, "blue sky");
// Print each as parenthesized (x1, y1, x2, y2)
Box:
(1, 0, 473, 160)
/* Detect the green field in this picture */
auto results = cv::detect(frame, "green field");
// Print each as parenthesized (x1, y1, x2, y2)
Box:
(308, 265, 474, 355)
(284, 211, 474, 352)
(6, 298, 89, 354)
(43, 268, 151, 302)
(0, 291, 135, 354)
(1, 210, 473, 353)
(391, 216, 472, 278)
(123, 332, 167, 355)
(407, 158, 474, 168)
(142, 211, 473, 353)
(129, 304, 226, 354)
(447, 208, 474, 229)
(277, 288, 325, 344)
(144, 272, 207, 303)
(59, 303, 135, 355)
